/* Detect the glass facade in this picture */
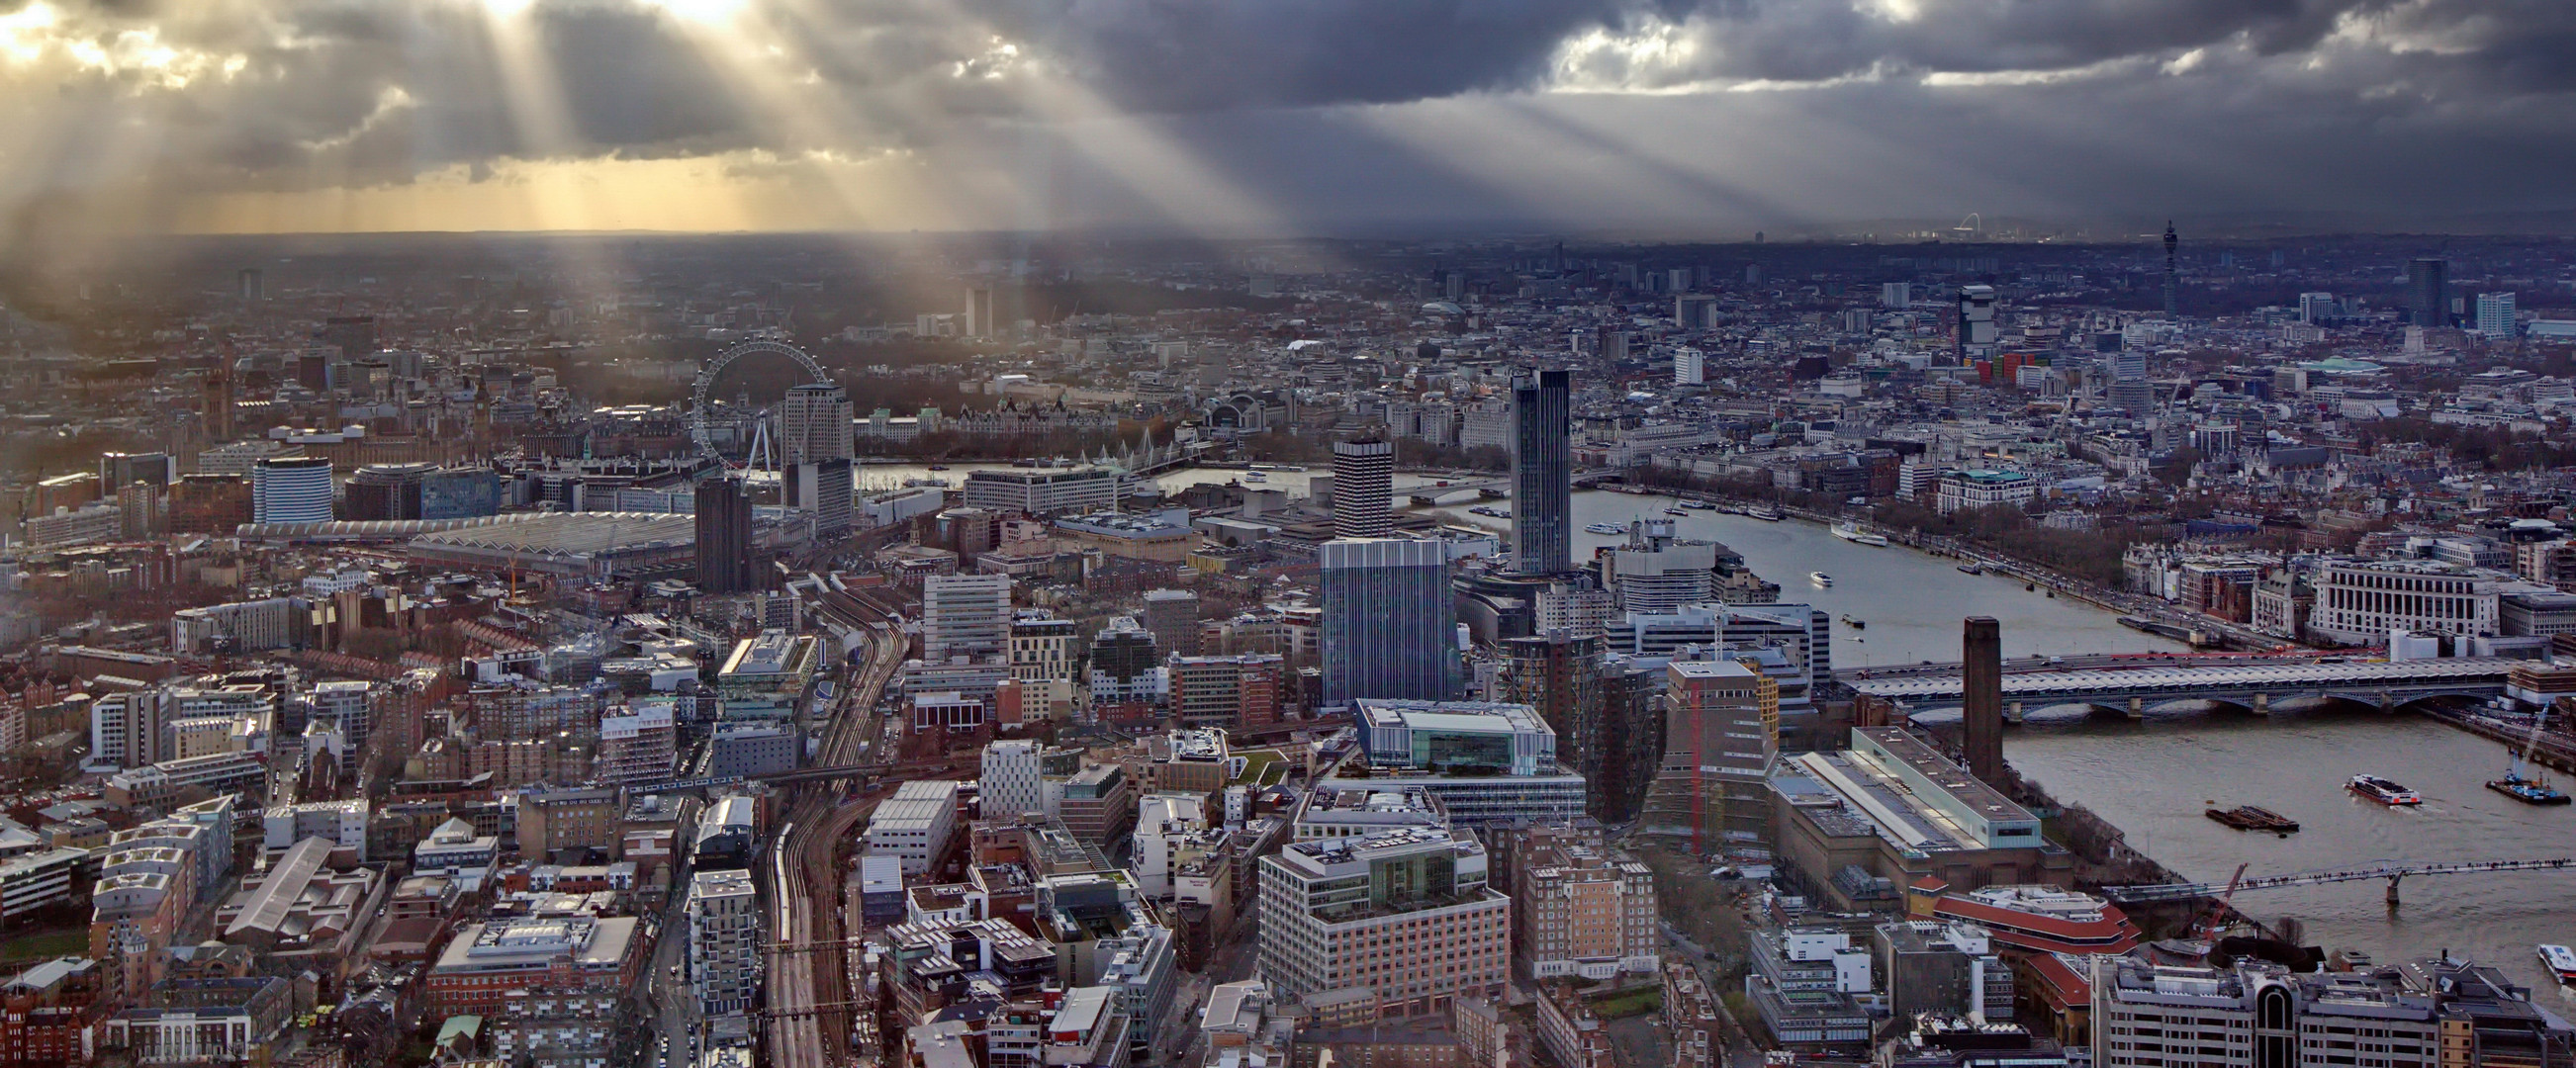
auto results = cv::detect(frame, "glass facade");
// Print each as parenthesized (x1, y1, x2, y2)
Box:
(1320, 539, 1457, 706)
(1511, 369, 1572, 576)
(1419, 730, 1511, 772)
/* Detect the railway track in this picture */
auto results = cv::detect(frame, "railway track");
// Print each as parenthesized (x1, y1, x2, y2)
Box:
(768, 590, 907, 1068)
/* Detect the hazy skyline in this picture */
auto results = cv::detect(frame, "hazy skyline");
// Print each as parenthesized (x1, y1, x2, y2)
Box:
(3, 0, 2573, 247)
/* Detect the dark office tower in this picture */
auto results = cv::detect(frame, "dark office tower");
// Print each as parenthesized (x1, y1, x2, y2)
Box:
(99, 453, 172, 491)
(2409, 258, 2449, 328)
(2162, 222, 2178, 318)
(236, 268, 262, 302)
(1505, 631, 1605, 813)
(344, 463, 433, 521)
(320, 315, 377, 361)
(1510, 369, 1573, 577)
(1330, 438, 1394, 539)
(202, 360, 234, 441)
(1963, 617, 2004, 786)
(1142, 588, 1202, 659)
(1595, 657, 1667, 823)
(966, 287, 994, 337)
(694, 477, 756, 593)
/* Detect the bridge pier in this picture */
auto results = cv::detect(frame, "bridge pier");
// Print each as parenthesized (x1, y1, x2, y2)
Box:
(2128, 696, 2145, 720)
(2007, 701, 2024, 725)
(2252, 693, 2269, 716)
(2386, 874, 2403, 908)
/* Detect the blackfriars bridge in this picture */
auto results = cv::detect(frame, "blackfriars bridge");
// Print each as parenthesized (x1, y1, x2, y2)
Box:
(1847, 657, 2518, 721)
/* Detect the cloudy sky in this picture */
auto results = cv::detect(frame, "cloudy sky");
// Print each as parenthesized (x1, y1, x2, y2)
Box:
(0, 0, 2571, 239)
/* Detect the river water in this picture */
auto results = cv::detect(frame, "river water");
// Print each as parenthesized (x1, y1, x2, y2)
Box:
(1416, 484, 2576, 996)
(870, 463, 2576, 991)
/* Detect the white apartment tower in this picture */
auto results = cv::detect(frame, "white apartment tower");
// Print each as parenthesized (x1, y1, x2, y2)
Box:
(2477, 292, 2518, 339)
(1674, 347, 1705, 387)
(688, 868, 762, 1018)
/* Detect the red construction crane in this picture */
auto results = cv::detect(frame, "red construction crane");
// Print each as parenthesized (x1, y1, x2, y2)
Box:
(2202, 862, 2252, 942)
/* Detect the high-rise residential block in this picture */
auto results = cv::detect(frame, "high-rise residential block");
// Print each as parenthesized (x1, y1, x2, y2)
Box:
(1510, 369, 1572, 576)
(1502, 631, 1604, 813)
(1330, 438, 1394, 539)
(2477, 291, 2518, 339)
(1957, 285, 1997, 361)
(687, 868, 760, 1018)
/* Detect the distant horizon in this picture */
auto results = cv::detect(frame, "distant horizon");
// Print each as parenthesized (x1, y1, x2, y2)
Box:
(110, 217, 2576, 246)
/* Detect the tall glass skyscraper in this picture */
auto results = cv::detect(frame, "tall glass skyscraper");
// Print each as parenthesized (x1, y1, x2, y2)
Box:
(1320, 538, 1456, 706)
(1510, 369, 1572, 576)
(2408, 257, 2448, 328)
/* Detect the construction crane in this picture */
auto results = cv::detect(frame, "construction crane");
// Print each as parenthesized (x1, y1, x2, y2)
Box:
(2201, 862, 2251, 942)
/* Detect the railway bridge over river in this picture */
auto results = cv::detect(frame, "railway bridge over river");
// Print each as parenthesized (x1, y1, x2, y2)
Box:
(1847, 656, 2519, 721)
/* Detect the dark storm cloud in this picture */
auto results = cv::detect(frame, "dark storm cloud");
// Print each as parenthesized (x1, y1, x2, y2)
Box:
(4, 0, 2576, 228)
(953, 0, 1667, 111)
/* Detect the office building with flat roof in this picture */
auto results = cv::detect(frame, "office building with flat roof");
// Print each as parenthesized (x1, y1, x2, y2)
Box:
(963, 466, 1124, 515)
(1320, 537, 1457, 706)
(1771, 728, 2070, 912)
(1255, 826, 1509, 1022)
(1355, 698, 1556, 776)
(866, 779, 962, 876)
(923, 574, 1012, 661)
(425, 915, 642, 1016)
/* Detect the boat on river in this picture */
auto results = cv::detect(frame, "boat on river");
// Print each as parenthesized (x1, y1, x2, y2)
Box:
(2488, 770, 2570, 805)
(2487, 713, 2571, 805)
(2348, 774, 2423, 806)
(2540, 944, 2576, 983)
(1831, 522, 1890, 547)
(1585, 522, 1628, 535)
(1809, 572, 1834, 587)
(2205, 805, 2300, 833)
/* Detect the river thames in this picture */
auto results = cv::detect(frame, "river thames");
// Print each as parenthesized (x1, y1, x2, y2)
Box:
(1431, 485, 2576, 996)
(870, 462, 2576, 992)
